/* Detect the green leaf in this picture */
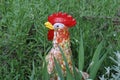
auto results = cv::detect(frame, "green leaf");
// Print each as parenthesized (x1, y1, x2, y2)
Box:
(78, 32, 84, 71)
(66, 72, 74, 80)
(90, 41, 103, 72)
(58, 46, 74, 80)
(90, 52, 107, 79)
(42, 61, 49, 80)
(92, 41, 103, 63)
(54, 58, 64, 80)
(58, 46, 71, 73)
(73, 65, 83, 80)
(29, 61, 35, 80)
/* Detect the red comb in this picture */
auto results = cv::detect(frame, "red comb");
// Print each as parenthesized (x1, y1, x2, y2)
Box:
(48, 12, 76, 27)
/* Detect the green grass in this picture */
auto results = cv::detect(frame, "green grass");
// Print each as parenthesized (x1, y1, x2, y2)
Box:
(0, 0, 120, 80)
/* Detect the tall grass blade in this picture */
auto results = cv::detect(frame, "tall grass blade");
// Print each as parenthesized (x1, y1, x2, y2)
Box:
(42, 61, 49, 80)
(58, 46, 74, 80)
(92, 41, 103, 62)
(78, 32, 84, 71)
(90, 53, 107, 79)
(73, 64, 82, 80)
(54, 58, 64, 80)
(90, 41, 103, 72)
(29, 61, 35, 80)
(58, 46, 70, 70)
(66, 72, 74, 80)
(78, 32, 84, 80)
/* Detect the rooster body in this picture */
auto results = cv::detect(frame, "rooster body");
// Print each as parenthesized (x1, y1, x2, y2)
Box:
(46, 27, 73, 75)
(45, 12, 76, 80)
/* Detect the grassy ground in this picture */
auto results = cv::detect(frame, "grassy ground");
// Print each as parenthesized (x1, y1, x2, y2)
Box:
(0, 0, 120, 80)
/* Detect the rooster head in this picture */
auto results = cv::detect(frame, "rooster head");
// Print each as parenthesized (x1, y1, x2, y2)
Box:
(45, 12, 76, 41)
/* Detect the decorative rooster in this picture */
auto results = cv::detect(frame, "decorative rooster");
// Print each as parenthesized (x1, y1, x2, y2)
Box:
(44, 12, 88, 80)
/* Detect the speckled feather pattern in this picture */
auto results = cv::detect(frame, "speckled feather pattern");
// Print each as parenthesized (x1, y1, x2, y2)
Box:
(46, 27, 73, 78)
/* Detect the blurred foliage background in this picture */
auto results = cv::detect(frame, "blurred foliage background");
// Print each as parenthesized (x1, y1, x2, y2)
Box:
(0, 0, 120, 80)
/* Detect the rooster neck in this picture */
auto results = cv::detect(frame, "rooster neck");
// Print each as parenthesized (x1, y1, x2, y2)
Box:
(52, 28, 70, 49)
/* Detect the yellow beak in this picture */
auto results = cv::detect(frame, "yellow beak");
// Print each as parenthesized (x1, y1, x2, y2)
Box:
(44, 22, 54, 29)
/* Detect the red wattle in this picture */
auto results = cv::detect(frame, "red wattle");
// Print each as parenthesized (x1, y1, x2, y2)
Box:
(48, 30, 54, 41)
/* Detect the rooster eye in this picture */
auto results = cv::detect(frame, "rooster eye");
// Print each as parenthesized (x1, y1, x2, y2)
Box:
(54, 23, 64, 29)
(56, 25, 59, 27)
